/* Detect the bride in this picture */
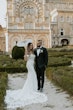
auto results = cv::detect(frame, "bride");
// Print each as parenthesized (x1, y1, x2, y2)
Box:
(4, 43, 48, 109)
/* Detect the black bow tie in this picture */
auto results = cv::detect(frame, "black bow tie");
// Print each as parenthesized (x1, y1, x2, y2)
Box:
(37, 47, 40, 49)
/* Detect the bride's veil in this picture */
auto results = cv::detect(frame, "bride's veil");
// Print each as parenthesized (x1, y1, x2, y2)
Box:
(17, 39, 33, 47)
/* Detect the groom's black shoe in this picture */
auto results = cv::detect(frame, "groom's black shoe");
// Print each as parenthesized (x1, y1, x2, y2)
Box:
(37, 88, 40, 91)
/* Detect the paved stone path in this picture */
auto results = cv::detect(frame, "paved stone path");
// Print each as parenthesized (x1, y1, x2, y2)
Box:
(6, 73, 73, 110)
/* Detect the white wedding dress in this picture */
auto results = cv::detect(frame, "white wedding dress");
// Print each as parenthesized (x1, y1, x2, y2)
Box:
(5, 54, 48, 109)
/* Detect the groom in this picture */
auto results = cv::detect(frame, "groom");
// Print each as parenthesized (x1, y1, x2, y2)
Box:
(34, 40, 48, 92)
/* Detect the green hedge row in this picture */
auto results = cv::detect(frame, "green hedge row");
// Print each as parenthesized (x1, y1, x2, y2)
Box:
(48, 57, 71, 67)
(46, 67, 73, 95)
(48, 48, 73, 59)
(46, 48, 73, 95)
(0, 48, 72, 73)
(0, 67, 27, 73)
(48, 51, 73, 58)
(0, 72, 8, 108)
(0, 55, 27, 73)
(48, 48, 73, 52)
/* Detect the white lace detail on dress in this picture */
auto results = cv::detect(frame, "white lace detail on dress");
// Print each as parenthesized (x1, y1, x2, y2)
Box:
(4, 54, 48, 109)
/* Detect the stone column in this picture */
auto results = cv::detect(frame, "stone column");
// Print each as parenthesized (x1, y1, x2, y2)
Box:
(5, 32, 8, 52)
(42, 0, 45, 22)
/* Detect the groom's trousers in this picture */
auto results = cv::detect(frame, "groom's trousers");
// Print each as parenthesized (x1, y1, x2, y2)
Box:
(36, 66, 45, 90)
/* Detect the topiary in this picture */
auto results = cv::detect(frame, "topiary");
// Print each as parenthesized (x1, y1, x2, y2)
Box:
(12, 46, 25, 60)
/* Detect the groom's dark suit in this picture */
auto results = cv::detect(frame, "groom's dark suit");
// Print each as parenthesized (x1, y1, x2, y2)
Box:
(34, 47, 48, 90)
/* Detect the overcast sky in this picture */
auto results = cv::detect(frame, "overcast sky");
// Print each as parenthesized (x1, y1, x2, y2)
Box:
(0, 0, 7, 27)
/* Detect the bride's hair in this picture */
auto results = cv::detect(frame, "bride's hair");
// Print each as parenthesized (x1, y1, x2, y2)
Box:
(27, 43, 33, 53)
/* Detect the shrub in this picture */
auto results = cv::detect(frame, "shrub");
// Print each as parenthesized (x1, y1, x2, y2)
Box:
(48, 57, 71, 67)
(46, 67, 73, 95)
(0, 60, 27, 73)
(46, 48, 73, 95)
(0, 72, 8, 108)
(12, 46, 25, 59)
(0, 55, 27, 73)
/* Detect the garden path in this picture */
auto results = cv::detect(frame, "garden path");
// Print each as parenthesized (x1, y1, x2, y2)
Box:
(6, 73, 73, 110)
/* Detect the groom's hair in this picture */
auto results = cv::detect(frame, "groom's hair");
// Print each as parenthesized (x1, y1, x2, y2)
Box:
(38, 40, 42, 44)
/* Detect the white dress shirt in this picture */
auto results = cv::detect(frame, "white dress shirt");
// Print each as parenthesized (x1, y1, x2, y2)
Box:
(37, 46, 42, 56)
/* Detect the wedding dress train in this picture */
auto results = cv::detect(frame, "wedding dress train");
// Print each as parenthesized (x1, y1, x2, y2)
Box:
(4, 54, 48, 109)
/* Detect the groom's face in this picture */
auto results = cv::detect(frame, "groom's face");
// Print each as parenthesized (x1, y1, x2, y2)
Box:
(37, 40, 42, 47)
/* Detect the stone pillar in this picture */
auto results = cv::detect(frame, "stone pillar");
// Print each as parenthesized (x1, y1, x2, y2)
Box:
(5, 32, 8, 52)
(49, 29, 52, 48)
(43, 0, 45, 22)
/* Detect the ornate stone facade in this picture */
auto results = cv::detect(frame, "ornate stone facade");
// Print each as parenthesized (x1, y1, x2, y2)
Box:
(47, 0, 73, 47)
(6, 0, 73, 52)
(0, 25, 6, 52)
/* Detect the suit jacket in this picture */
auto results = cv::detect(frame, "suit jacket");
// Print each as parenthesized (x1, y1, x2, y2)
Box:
(34, 47, 48, 69)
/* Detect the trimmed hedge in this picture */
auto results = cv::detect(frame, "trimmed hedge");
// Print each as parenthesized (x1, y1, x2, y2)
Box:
(48, 57, 71, 67)
(0, 72, 8, 108)
(46, 67, 73, 95)
(12, 46, 25, 59)
(0, 48, 72, 73)
(0, 67, 27, 73)
(0, 55, 27, 73)
(48, 51, 73, 58)
(48, 48, 73, 52)
(46, 48, 73, 95)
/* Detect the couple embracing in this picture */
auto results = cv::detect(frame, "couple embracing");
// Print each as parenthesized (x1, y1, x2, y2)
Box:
(5, 40, 48, 109)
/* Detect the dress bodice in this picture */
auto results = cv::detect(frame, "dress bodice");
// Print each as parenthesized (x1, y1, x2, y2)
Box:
(27, 54, 35, 61)
(26, 54, 35, 70)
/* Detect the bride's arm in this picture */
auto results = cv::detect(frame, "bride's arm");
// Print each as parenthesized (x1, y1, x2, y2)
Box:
(24, 55, 27, 62)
